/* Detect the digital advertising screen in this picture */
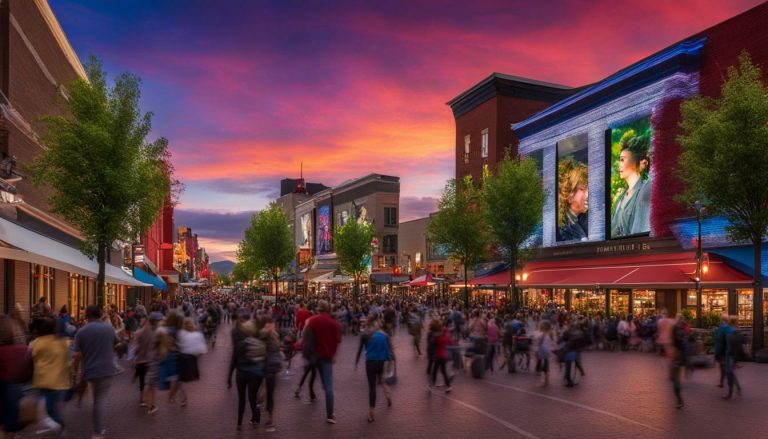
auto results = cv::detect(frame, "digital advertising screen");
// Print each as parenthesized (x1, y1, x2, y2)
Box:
(299, 212, 312, 249)
(608, 116, 652, 239)
(556, 133, 589, 242)
(317, 204, 332, 254)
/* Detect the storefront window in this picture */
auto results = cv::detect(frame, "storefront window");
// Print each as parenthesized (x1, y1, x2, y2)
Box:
(30, 264, 54, 311)
(69, 274, 87, 322)
(553, 289, 566, 307)
(572, 289, 605, 315)
(632, 290, 656, 317)
(610, 290, 629, 317)
(737, 289, 752, 325)
(703, 289, 728, 317)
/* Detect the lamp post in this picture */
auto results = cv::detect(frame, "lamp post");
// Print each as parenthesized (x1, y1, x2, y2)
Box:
(695, 200, 703, 328)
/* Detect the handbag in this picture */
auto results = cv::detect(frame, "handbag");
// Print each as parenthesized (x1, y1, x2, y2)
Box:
(384, 361, 397, 386)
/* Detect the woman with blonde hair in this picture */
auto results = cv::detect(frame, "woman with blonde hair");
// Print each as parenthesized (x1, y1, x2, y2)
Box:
(557, 157, 589, 241)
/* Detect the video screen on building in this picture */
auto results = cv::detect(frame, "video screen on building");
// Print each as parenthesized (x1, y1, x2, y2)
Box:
(316, 204, 332, 254)
(523, 149, 544, 248)
(299, 212, 312, 249)
(609, 116, 652, 239)
(556, 133, 589, 242)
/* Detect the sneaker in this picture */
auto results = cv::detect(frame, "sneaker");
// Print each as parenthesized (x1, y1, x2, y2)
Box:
(326, 416, 337, 424)
(445, 386, 452, 393)
(139, 402, 148, 408)
(264, 422, 276, 432)
(147, 405, 158, 414)
(249, 420, 259, 427)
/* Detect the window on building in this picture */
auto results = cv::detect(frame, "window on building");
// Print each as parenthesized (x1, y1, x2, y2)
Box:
(481, 128, 488, 158)
(384, 207, 397, 226)
(382, 235, 397, 254)
(30, 264, 54, 312)
(464, 135, 471, 164)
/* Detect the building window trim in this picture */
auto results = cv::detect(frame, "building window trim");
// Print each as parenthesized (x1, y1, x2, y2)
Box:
(481, 128, 489, 158)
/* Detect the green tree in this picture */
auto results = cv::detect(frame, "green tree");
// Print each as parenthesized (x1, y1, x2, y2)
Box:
(483, 154, 546, 309)
(31, 56, 173, 307)
(236, 203, 294, 296)
(677, 52, 768, 352)
(333, 214, 374, 303)
(231, 262, 250, 284)
(428, 176, 488, 306)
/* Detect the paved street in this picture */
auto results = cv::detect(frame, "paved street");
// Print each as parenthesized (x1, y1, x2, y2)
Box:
(21, 325, 768, 439)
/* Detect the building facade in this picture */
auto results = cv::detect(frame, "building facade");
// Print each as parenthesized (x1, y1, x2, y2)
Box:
(398, 215, 457, 278)
(458, 3, 768, 326)
(0, 0, 146, 317)
(447, 73, 581, 184)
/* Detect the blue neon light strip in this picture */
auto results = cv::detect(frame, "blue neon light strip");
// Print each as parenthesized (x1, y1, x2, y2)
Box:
(513, 37, 707, 138)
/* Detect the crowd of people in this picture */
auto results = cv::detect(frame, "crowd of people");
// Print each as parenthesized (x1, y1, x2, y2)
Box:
(0, 289, 753, 438)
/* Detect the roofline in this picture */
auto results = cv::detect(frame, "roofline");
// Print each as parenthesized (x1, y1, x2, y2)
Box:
(512, 36, 706, 136)
(446, 72, 573, 106)
(33, 0, 87, 80)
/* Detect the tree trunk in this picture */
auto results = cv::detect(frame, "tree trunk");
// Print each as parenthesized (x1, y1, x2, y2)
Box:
(274, 275, 279, 299)
(463, 262, 469, 308)
(753, 240, 764, 356)
(96, 241, 107, 308)
(510, 248, 518, 312)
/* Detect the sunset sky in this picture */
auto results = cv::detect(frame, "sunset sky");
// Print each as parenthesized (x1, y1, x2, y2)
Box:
(49, 0, 764, 262)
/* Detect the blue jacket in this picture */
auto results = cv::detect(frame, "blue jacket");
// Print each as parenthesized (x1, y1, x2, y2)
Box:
(356, 330, 392, 363)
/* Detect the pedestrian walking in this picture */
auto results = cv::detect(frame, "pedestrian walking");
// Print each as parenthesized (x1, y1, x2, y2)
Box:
(427, 319, 453, 392)
(0, 314, 32, 438)
(535, 320, 555, 387)
(723, 316, 745, 400)
(177, 317, 208, 405)
(133, 312, 162, 412)
(72, 305, 117, 439)
(30, 317, 70, 436)
(668, 313, 686, 409)
(293, 317, 317, 402)
(355, 315, 393, 423)
(303, 300, 341, 424)
(713, 314, 731, 388)
(407, 306, 423, 358)
(228, 311, 262, 431)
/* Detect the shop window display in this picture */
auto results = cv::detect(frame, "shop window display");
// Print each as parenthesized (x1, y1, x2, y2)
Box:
(610, 290, 630, 317)
(572, 289, 605, 315)
(632, 290, 656, 317)
(737, 289, 752, 325)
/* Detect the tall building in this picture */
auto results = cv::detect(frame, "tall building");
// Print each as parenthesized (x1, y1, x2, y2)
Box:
(0, 0, 145, 316)
(447, 73, 582, 184)
(454, 3, 768, 325)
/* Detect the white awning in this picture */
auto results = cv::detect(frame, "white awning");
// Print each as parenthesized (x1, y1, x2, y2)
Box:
(0, 217, 151, 287)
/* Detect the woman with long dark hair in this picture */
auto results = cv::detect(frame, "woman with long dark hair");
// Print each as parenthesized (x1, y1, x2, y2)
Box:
(355, 315, 393, 422)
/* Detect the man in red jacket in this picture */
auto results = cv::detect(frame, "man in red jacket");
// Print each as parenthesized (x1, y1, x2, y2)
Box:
(304, 300, 341, 424)
(295, 301, 312, 333)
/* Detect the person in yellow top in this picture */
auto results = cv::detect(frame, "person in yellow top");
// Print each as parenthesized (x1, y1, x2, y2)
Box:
(30, 317, 71, 435)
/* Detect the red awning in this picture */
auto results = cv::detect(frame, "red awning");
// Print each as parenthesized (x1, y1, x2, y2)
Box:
(407, 273, 435, 287)
(520, 252, 752, 288)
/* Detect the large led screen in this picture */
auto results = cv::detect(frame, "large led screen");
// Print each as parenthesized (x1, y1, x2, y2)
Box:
(609, 117, 652, 239)
(556, 134, 589, 242)
(299, 212, 312, 249)
(317, 204, 332, 254)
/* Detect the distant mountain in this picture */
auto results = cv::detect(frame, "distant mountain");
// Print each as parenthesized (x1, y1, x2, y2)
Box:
(209, 260, 235, 276)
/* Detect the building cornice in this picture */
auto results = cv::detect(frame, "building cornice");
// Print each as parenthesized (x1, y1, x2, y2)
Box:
(32, 0, 87, 80)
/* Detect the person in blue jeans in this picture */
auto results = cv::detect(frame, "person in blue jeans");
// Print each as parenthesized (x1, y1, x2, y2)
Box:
(355, 315, 394, 423)
(304, 300, 341, 424)
(72, 305, 116, 439)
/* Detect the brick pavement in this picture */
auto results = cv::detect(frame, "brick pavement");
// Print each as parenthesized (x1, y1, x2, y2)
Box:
(17, 324, 768, 439)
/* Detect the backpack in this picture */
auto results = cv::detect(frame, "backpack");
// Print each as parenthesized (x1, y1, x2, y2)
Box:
(727, 331, 747, 361)
(242, 336, 266, 363)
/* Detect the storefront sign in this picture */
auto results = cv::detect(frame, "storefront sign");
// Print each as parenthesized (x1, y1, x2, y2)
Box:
(133, 245, 145, 266)
(541, 237, 680, 259)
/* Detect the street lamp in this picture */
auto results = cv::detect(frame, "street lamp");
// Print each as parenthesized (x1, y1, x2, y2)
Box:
(695, 200, 703, 328)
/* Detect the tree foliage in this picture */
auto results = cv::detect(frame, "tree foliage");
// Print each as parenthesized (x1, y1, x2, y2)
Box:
(236, 203, 294, 292)
(427, 176, 488, 304)
(677, 51, 768, 351)
(31, 56, 174, 306)
(482, 153, 546, 308)
(333, 214, 374, 302)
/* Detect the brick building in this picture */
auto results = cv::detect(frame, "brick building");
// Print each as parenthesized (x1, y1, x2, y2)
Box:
(0, 0, 146, 317)
(457, 3, 768, 330)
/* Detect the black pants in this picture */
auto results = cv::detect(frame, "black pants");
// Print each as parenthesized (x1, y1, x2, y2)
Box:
(366, 360, 385, 408)
(254, 374, 276, 413)
(413, 334, 422, 355)
(670, 363, 683, 404)
(486, 344, 496, 371)
(431, 359, 450, 386)
(298, 363, 317, 397)
(236, 369, 260, 426)
(135, 363, 148, 394)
